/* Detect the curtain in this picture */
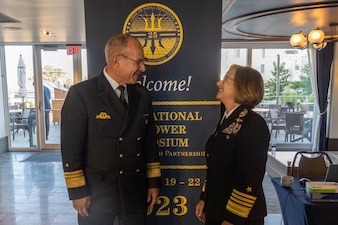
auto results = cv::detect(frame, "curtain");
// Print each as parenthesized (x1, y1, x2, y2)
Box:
(307, 46, 319, 150)
(315, 42, 335, 150)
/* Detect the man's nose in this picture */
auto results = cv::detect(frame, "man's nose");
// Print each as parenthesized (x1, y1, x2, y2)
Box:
(139, 63, 146, 72)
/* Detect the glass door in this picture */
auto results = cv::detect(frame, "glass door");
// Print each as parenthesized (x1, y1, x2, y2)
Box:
(5, 44, 85, 150)
(5, 46, 36, 150)
(37, 45, 84, 149)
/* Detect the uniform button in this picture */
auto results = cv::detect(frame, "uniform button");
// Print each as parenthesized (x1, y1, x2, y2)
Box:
(136, 153, 141, 156)
(137, 137, 141, 140)
(206, 153, 209, 157)
(119, 170, 123, 174)
(65, 163, 69, 167)
(119, 137, 123, 141)
(136, 169, 140, 172)
(119, 153, 123, 158)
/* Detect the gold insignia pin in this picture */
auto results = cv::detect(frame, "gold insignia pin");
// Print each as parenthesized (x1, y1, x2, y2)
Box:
(95, 112, 111, 119)
(239, 109, 248, 117)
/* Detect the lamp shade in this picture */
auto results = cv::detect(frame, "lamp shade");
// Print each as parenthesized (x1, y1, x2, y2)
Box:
(290, 32, 307, 49)
(308, 28, 325, 44)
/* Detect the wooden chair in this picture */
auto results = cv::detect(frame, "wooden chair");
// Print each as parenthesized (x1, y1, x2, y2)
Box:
(291, 151, 333, 179)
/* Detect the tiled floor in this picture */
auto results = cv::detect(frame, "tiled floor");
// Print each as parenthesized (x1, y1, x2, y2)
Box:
(0, 152, 76, 225)
(0, 151, 283, 225)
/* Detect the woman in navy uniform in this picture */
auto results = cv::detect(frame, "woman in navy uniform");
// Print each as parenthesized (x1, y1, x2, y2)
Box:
(195, 64, 270, 225)
(61, 34, 161, 225)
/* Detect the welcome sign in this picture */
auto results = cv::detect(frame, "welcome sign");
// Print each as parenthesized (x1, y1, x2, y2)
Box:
(84, 1, 221, 224)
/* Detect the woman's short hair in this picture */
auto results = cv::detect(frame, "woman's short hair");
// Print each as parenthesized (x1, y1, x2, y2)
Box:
(230, 64, 264, 108)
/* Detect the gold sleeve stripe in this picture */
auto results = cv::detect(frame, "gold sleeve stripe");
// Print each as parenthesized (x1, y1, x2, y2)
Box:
(225, 188, 257, 218)
(231, 192, 256, 204)
(232, 189, 257, 201)
(201, 180, 207, 192)
(64, 170, 86, 189)
(147, 162, 161, 178)
(229, 196, 254, 208)
(226, 199, 251, 218)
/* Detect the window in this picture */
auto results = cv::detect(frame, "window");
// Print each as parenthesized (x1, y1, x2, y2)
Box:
(260, 64, 265, 73)
(220, 49, 247, 77)
(221, 43, 313, 150)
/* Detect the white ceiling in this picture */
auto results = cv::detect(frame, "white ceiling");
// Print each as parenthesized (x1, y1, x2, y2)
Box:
(0, 0, 338, 44)
(0, 0, 86, 44)
(221, 0, 338, 42)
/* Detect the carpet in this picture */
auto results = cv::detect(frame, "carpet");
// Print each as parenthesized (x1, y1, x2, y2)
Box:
(21, 151, 62, 162)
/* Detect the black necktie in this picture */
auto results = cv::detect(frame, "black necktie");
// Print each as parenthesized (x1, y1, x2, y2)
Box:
(118, 85, 128, 108)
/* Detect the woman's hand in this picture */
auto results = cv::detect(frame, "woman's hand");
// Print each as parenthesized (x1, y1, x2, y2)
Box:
(195, 200, 206, 222)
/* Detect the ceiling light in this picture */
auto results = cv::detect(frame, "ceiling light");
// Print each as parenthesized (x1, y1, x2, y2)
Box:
(308, 28, 325, 44)
(290, 32, 307, 49)
(290, 23, 338, 50)
(40, 30, 51, 36)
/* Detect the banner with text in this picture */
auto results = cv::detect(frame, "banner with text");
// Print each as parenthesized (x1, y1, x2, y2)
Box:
(84, 1, 221, 224)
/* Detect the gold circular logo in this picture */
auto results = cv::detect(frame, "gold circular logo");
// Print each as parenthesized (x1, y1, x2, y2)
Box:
(123, 3, 183, 66)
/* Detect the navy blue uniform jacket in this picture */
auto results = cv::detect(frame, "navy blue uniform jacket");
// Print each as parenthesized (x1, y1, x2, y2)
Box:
(61, 74, 161, 213)
(200, 105, 270, 225)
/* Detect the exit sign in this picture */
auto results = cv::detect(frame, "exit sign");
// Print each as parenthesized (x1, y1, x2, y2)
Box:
(66, 45, 81, 55)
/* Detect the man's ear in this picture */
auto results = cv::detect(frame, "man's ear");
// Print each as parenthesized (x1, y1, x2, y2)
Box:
(112, 54, 120, 65)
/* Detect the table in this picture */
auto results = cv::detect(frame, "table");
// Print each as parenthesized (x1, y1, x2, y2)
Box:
(266, 152, 295, 177)
(9, 109, 22, 114)
(253, 107, 269, 118)
(266, 151, 338, 178)
(271, 177, 338, 225)
(253, 108, 269, 113)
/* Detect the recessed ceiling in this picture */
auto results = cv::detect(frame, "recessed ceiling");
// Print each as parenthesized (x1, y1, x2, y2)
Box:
(0, 0, 337, 44)
(0, 0, 86, 44)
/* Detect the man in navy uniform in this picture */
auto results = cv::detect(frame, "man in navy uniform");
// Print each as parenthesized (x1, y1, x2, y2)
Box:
(61, 34, 161, 225)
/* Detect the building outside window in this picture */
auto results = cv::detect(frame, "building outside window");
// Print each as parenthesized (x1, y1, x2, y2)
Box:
(221, 46, 313, 150)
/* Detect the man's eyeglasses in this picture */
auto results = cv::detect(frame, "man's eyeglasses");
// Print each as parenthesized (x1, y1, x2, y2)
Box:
(118, 54, 145, 66)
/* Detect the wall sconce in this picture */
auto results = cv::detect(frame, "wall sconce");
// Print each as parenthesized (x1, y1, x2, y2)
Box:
(290, 32, 308, 49)
(290, 23, 338, 50)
